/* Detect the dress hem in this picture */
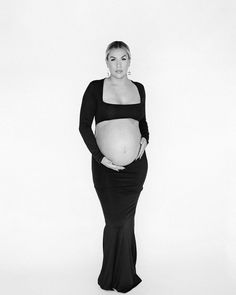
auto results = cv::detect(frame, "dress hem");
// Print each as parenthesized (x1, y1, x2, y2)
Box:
(98, 277, 142, 293)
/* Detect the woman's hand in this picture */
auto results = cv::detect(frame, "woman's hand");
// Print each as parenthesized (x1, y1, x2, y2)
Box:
(135, 137, 148, 160)
(101, 156, 126, 172)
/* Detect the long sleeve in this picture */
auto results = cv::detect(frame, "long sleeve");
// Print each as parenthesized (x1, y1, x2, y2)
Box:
(79, 81, 105, 163)
(139, 84, 150, 144)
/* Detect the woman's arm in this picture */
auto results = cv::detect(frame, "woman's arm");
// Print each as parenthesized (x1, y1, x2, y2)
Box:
(79, 81, 105, 163)
(139, 84, 149, 144)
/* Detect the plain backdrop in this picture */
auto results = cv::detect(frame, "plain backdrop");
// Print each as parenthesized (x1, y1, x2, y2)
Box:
(0, 0, 235, 294)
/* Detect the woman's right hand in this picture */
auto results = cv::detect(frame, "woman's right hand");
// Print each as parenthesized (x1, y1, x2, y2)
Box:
(101, 156, 126, 172)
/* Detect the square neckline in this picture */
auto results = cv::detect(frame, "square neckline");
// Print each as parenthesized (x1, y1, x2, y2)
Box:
(101, 77, 142, 106)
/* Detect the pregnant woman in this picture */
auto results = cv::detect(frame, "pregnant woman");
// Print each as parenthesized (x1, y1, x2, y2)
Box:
(79, 41, 149, 293)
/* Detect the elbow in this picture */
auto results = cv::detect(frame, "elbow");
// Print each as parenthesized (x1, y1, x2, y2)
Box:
(79, 128, 84, 137)
(79, 122, 89, 136)
(78, 123, 83, 134)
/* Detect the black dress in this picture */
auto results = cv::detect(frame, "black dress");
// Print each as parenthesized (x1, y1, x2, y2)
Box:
(79, 78, 149, 293)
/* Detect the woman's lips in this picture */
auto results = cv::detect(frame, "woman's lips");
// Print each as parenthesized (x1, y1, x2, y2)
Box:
(116, 70, 123, 73)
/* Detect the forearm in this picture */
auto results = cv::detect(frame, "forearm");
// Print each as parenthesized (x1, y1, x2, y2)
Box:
(79, 124, 104, 163)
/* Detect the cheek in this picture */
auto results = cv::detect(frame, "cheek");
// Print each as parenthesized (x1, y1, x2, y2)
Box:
(125, 61, 130, 67)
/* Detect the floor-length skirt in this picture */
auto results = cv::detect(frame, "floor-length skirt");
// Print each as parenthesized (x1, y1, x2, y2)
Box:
(91, 151, 148, 293)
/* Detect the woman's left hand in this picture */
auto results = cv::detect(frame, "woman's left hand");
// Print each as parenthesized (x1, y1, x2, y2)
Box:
(135, 137, 148, 160)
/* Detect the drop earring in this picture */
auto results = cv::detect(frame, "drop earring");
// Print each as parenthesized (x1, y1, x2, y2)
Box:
(107, 69, 110, 77)
(128, 69, 131, 75)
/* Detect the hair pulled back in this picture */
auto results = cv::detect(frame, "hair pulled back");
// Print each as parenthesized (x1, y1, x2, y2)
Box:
(105, 41, 131, 61)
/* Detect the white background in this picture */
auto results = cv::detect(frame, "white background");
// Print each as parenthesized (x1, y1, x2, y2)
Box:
(0, 0, 235, 294)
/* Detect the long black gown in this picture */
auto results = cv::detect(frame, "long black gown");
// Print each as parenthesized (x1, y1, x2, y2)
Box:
(79, 78, 149, 293)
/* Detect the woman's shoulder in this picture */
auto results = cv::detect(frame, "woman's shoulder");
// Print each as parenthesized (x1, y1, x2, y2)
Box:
(88, 78, 145, 90)
(87, 78, 102, 85)
(84, 79, 103, 92)
(87, 78, 104, 88)
(131, 79, 145, 89)
(131, 80, 146, 98)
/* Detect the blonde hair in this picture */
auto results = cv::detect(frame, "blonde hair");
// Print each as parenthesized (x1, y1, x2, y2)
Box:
(105, 41, 131, 61)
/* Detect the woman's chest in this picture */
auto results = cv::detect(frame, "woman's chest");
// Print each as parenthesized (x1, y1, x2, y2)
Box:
(103, 81, 141, 104)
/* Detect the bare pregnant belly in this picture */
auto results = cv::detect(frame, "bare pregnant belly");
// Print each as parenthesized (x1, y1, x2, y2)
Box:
(95, 118, 142, 166)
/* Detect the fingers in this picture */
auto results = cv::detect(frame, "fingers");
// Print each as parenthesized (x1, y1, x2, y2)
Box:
(135, 144, 142, 160)
(135, 153, 140, 160)
(109, 163, 126, 171)
(136, 138, 148, 159)
(135, 144, 144, 160)
(114, 165, 126, 171)
(102, 158, 126, 171)
(136, 152, 143, 160)
(136, 146, 146, 160)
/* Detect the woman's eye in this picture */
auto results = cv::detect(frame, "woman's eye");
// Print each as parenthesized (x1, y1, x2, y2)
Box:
(110, 58, 126, 61)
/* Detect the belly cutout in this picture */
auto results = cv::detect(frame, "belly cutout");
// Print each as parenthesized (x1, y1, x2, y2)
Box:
(95, 118, 141, 165)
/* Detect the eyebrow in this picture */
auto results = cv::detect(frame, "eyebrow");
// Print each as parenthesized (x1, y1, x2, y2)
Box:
(109, 55, 127, 58)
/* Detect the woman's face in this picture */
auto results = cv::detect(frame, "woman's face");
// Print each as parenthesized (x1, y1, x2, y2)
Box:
(106, 47, 131, 79)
